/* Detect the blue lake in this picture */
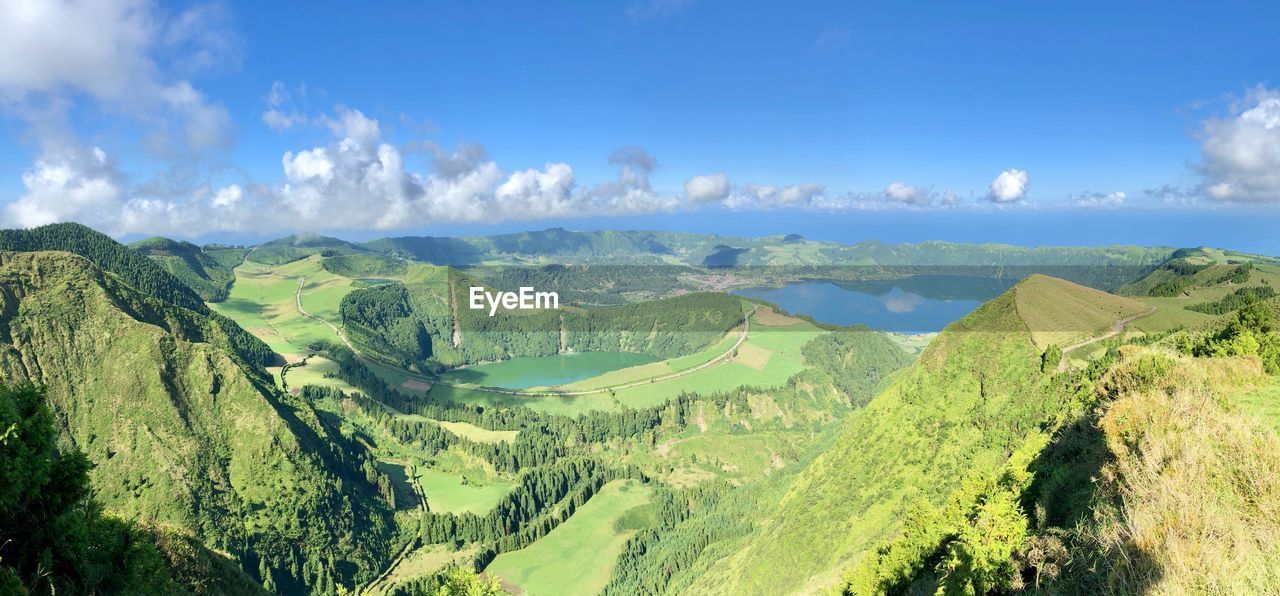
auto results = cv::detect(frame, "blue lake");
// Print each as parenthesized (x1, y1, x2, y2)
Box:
(733, 282, 986, 333)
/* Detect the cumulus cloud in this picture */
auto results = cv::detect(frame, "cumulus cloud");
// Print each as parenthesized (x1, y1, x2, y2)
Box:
(1198, 86, 1280, 203)
(684, 173, 730, 202)
(0, 0, 236, 152)
(5, 146, 124, 228)
(1143, 184, 1199, 207)
(987, 168, 1029, 202)
(725, 183, 826, 209)
(210, 184, 242, 208)
(884, 181, 932, 205)
(1071, 190, 1126, 209)
(2, 105, 688, 235)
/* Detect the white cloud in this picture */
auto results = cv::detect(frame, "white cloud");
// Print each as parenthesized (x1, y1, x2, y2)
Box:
(1198, 86, 1280, 203)
(0, 0, 154, 101)
(987, 168, 1029, 202)
(263, 109, 307, 131)
(6, 147, 123, 228)
(1071, 190, 1126, 208)
(1143, 184, 1199, 207)
(494, 163, 576, 218)
(726, 183, 826, 209)
(261, 80, 308, 131)
(0, 0, 235, 153)
(684, 173, 730, 202)
(210, 184, 242, 208)
(0, 105, 698, 235)
(884, 181, 931, 205)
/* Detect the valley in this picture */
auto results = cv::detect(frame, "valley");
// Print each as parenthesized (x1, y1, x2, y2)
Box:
(4, 224, 1280, 595)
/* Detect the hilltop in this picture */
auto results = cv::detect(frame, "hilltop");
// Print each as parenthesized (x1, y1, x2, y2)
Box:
(1012, 274, 1151, 350)
(248, 233, 369, 266)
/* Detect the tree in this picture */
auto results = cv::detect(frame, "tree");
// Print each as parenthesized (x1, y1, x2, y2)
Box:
(1041, 344, 1063, 373)
(436, 565, 503, 596)
(938, 487, 1028, 594)
(0, 384, 177, 593)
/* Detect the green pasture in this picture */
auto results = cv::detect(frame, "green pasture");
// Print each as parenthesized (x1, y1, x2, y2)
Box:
(486, 480, 654, 595)
(418, 469, 513, 515)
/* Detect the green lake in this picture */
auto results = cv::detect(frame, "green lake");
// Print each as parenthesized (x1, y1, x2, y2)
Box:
(438, 352, 659, 389)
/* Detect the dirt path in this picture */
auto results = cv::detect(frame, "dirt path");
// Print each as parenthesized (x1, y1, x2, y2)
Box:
(1057, 307, 1157, 372)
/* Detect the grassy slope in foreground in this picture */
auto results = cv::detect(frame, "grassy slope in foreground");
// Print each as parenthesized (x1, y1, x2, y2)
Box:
(0, 250, 392, 591)
(486, 479, 654, 595)
(1061, 348, 1280, 593)
(687, 275, 1140, 594)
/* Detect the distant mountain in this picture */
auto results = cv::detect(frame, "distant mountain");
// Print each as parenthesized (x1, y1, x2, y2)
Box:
(357, 228, 1174, 289)
(685, 275, 1144, 593)
(130, 236, 244, 301)
(248, 233, 369, 266)
(362, 228, 696, 266)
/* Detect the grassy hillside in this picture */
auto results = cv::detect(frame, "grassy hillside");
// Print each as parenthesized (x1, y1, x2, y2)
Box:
(0, 383, 268, 594)
(0, 223, 274, 368)
(0, 250, 394, 593)
(1013, 274, 1151, 350)
(130, 236, 243, 302)
(682, 275, 1140, 594)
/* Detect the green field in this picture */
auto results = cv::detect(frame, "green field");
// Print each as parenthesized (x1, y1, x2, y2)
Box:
(486, 480, 654, 595)
(210, 255, 367, 360)
(284, 356, 363, 394)
(436, 420, 519, 444)
(1228, 381, 1280, 435)
(418, 469, 513, 515)
(437, 352, 660, 390)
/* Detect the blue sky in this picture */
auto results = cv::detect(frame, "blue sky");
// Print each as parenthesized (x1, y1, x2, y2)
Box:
(2, 0, 1279, 250)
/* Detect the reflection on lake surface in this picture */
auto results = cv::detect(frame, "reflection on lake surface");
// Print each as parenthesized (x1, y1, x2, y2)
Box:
(438, 352, 660, 389)
(733, 280, 993, 333)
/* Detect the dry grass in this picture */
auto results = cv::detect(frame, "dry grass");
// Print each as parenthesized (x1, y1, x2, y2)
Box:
(734, 342, 773, 370)
(1088, 348, 1280, 594)
(752, 305, 805, 327)
(1014, 274, 1151, 350)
